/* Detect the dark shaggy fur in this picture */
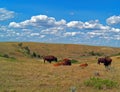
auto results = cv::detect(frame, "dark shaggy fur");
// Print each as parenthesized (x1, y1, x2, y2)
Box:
(43, 55, 57, 63)
(98, 57, 112, 68)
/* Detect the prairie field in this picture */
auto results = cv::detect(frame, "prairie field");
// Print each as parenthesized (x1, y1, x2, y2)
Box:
(0, 42, 120, 92)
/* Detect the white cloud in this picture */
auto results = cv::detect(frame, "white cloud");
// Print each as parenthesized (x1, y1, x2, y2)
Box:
(40, 35, 45, 38)
(9, 22, 22, 28)
(110, 28, 120, 32)
(9, 15, 66, 28)
(0, 8, 15, 21)
(30, 33, 40, 36)
(6, 14, 120, 47)
(64, 32, 81, 37)
(115, 35, 120, 40)
(41, 26, 65, 35)
(106, 15, 120, 25)
(67, 21, 83, 29)
(0, 26, 7, 31)
(87, 26, 120, 40)
(87, 31, 104, 37)
(67, 20, 110, 30)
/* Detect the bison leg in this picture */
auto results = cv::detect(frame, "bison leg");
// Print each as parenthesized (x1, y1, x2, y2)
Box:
(44, 59, 45, 63)
(49, 61, 52, 63)
(105, 65, 111, 71)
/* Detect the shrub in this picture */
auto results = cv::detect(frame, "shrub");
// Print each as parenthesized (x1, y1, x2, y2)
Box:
(84, 77, 118, 89)
(37, 54, 41, 58)
(71, 59, 79, 63)
(89, 51, 104, 56)
(23, 46, 30, 54)
(18, 42, 23, 47)
(32, 52, 37, 57)
(3, 54, 9, 58)
(0, 54, 3, 57)
(112, 52, 120, 56)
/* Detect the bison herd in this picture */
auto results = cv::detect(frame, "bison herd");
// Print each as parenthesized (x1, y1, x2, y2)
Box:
(43, 55, 112, 69)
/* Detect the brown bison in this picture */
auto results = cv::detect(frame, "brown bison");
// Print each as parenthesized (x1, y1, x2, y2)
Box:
(79, 63, 88, 68)
(98, 56, 112, 69)
(53, 58, 71, 66)
(62, 58, 71, 65)
(43, 55, 57, 63)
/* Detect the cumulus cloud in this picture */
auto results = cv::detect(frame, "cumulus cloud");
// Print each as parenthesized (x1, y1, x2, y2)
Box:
(5, 14, 120, 47)
(64, 32, 82, 37)
(0, 26, 7, 31)
(30, 33, 40, 36)
(67, 21, 83, 29)
(67, 20, 110, 30)
(0, 8, 15, 21)
(110, 28, 120, 32)
(41, 26, 65, 35)
(9, 15, 66, 28)
(10, 14, 112, 34)
(40, 35, 46, 38)
(106, 15, 120, 25)
(87, 31, 104, 37)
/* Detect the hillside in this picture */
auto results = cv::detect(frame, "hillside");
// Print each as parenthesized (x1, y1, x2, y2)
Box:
(0, 42, 120, 60)
(0, 42, 120, 92)
(0, 52, 120, 92)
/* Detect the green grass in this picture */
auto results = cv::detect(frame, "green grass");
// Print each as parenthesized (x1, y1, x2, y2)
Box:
(71, 59, 79, 64)
(84, 77, 119, 90)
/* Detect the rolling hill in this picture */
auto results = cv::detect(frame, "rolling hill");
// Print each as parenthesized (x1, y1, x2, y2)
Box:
(0, 42, 120, 60)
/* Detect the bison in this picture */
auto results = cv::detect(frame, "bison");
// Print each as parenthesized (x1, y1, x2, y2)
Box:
(53, 58, 71, 66)
(98, 56, 112, 69)
(43, 55, 57, 63)
(79, 63, 88, 68)
(62, 58, 71, 65)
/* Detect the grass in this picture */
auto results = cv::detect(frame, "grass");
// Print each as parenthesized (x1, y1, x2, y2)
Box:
(0, 42, 120, 92)
(0, 42, 120, 60)
(0, 56, 120, 92)
(84, 77, 118, 89)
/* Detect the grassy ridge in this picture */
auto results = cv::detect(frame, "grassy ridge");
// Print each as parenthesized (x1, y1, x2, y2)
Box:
(0, 42, 120, 60)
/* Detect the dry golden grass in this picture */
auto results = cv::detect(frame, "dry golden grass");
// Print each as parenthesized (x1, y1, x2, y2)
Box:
(0, 42, 120, 60)
(0, 56, 120, 92)
(0, 42, 120, 92)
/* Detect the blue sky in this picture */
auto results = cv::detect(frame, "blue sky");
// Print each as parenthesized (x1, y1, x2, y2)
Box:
(0, 0, 120, 47)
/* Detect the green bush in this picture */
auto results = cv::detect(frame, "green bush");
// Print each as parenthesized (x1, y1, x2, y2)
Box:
(23, 46, 31, 54)
(0, 54, 3, 57)
(89, 51, 104, 56)
(37, 54, 41, 58)
(17, 44, 41, 59)
(18, 42, 23, 47)
(3, 54, 9, 58)
(84, 77, 118, 89)
(71, 59, 79, 63)
(0, 54, 9, 58)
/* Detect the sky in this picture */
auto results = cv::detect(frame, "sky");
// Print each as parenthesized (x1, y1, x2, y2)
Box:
(0, 0, 120, 47)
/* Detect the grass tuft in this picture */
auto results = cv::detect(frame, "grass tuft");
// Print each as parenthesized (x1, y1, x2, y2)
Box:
(84, 77, 119, 90)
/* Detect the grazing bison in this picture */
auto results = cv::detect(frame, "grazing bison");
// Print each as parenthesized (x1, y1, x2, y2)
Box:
(43, 55, 57, 63)
(98, 56, 112, 69)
